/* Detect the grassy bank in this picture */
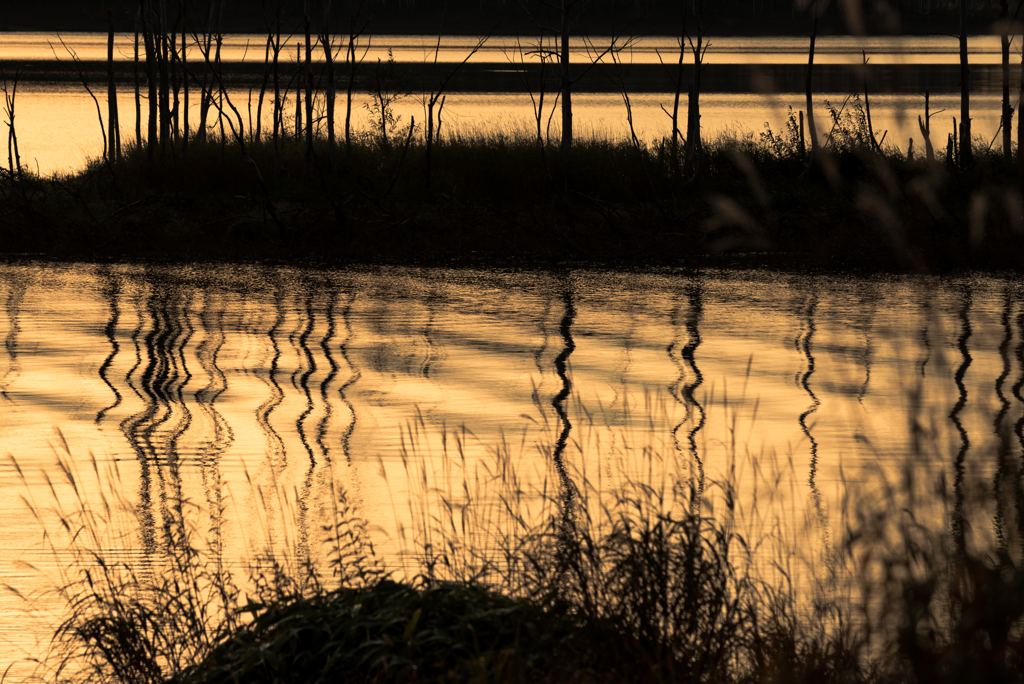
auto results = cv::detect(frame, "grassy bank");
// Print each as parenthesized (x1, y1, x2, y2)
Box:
(3, 107, 1024, 272)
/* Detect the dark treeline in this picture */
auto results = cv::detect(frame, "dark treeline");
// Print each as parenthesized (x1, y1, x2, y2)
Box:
(2, 0, 1003, 36)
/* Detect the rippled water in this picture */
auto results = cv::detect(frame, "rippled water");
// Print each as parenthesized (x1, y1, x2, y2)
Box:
(0, 262, 1022, 680)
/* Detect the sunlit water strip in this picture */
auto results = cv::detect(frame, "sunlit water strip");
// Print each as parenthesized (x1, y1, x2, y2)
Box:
(1, 87, 1004, 176)
(1, 32, 1018, 65)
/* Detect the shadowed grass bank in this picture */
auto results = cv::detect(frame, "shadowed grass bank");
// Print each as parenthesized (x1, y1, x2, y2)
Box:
(3, 118, 1024, 272)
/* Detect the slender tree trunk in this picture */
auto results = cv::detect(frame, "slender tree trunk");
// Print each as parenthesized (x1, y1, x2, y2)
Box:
(107, 9, 121, 161)
(142, 4, 158, 164)
(170, 6, 181, 144)
(134, 12, 142, 148)
(5, 73, 21, 179)
(805, 17, 818, 158)
(1001, 0, 1011, 162)
(296, 44, 303, 140)
(1019, 37, 1024, 165)
(670, 24, 684, 178)
(426, 97, 434, 186)
(182, 0, 189, 154)
(684, 9, 704, 178)
(256, 35, 272, 143)
(560, 0, 572, 156)
(323, 29, 337, 174)
(158, 0, 170, 152)
(198, 1, 214, 142)
(958, 0, 972, 167)
(345, 29, 357, 169)
(273, 8, 282, 172)
(213, 7, 224, 137)
(304, 3, 315, 179)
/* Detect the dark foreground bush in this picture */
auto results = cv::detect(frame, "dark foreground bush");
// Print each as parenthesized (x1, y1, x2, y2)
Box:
(172, 580, 616, 684)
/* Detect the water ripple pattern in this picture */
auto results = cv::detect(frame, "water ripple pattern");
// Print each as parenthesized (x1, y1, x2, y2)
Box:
(1, 265, 1023, 681)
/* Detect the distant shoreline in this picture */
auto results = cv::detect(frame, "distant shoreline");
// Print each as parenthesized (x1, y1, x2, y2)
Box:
(1, 3, 1003, 39)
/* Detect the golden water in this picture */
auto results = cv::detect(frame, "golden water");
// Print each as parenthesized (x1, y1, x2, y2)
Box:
(0, 262, 1020, 681)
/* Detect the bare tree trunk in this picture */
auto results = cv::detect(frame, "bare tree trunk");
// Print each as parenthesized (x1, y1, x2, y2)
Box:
(322, 19, 337, 174)
(1019, 36, 1024, 165)
(670, 23, 684, 178)
(805, 16, 818, 159)
(958, 0, 972, 167)
(273, 7, 281, 172)
(107, 9, 121, 161)
(684, 6, 704, 179)
(304, 1, 314, 179)
(134, 11, 142, 148)
(1001, 0, 1011, 162)
(345, 27, 357, 169)
(198, 0, 215, 142)
(213, 5, 224, 137)
(296, 44, 303, 140)
(181, 0, 189, 154)
(560, 0, 572, 156)
(256, 34, 272, 143)
(158, 0, 170, 152)
(919, 91, 935, 162)
(142, 3, 158, 165)
(170, 5, 181, 144)
(3, 73, 22, 179)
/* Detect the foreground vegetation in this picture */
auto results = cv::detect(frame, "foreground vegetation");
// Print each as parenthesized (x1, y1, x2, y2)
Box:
(2, 106, 1024, 272)
(13, 392, 1024, 684)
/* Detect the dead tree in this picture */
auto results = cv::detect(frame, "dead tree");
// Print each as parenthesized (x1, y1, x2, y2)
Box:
(107, 10, 121, 161)
(959, 0, 972, 167)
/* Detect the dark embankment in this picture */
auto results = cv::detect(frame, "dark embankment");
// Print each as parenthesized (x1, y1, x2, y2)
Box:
(2, 0, 991, 38)
(2, 123, 1023, 272)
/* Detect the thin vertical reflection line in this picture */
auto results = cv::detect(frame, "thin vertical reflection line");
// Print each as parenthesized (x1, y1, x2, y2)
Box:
(1013, 305, 1024, 549)
(120, 283, 159, 554)
(798, 289, 824, 532)
(857, 288, 877, 403)
(166, 290, 195, 503)
(195, 291, 233, 559)
(682, 284, 706, 502)
(668, 300, 687, 484)
(316, 288, 339, 462)
(293, 288, 318, 567)
(950, 283, 973, 556)
(295, 289, 317, 467)
(1015, 307, 1024, 458)
(421, 290, 439, 379)
(338, 290, 360, 465)
(552, 282, 578, 527)
(96, 269, 123, 424)
(0, 276, 27, 402)
(994, 287, 1014, 553)
(257, 284, 287, 469)
(919, 297, 932, 378)
(534, 296, 553, 378)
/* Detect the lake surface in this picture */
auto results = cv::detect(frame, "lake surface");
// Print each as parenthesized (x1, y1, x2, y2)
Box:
(0, 262, 1022, 680)
(0, 32, 1018, 174)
